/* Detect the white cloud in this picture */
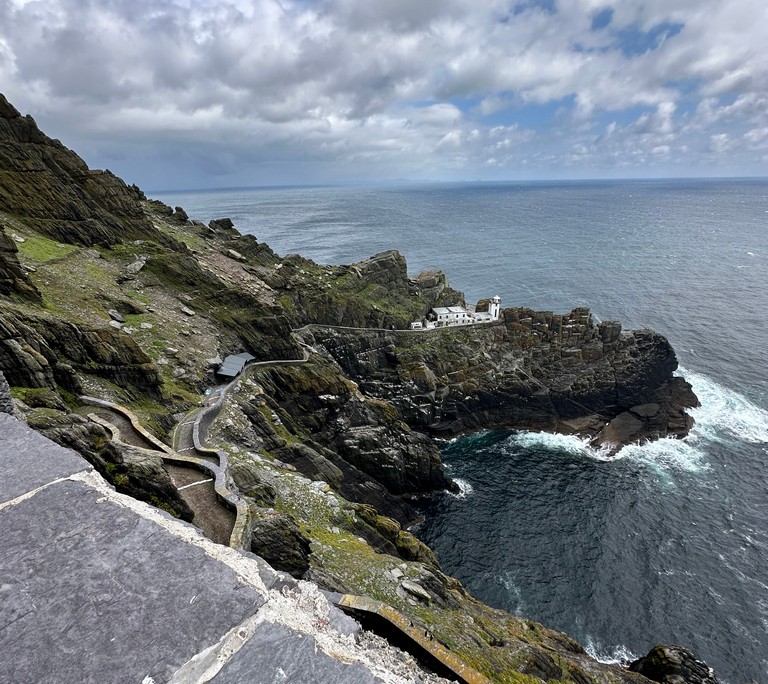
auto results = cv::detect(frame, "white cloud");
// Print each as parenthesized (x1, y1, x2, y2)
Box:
(0, 0, 766, 185)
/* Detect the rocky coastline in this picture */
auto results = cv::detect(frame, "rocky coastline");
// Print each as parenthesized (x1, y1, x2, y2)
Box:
(0, 92, 718, 684)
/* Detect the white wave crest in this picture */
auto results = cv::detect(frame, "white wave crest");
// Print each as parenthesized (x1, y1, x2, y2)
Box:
(505, 370, 767, 474)
(584, 637, 637, 666)
(449, 478, 474, 498)
(614, 437, 707, 473)
(681, 368, 768, 444)
(508, 431, 615, 460)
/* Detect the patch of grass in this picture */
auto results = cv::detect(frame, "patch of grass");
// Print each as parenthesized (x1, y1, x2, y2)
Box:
(16, 235, 77, 262)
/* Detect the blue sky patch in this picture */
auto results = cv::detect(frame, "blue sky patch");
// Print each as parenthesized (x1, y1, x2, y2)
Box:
(616, 21, 685, 57)
(477, 96, 575, 131)
(591, 8, 614, 31)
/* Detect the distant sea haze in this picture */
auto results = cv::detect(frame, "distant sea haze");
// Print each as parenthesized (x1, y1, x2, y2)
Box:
(156, 178, 768, 682)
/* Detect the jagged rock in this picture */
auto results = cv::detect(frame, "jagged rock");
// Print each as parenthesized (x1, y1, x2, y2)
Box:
(250, 510, 311, 578)
(248, 359, 453, 522)
(401, 579, 432, 602)
(630, 645, 721, 684)
(108, 310, 124, 322)
(0, 370, 16, 415)
(209, 217, 236, 234)
(302, 307, 698, 453)
(229, 461, 276, 507)
(173, 206, 189, 222)
(180, 305, 195, 316)
(0, 94, 177, 248)
(125, 257, 146, 274)
(107, 441, 194, 522)
(0, 222, 40, 300)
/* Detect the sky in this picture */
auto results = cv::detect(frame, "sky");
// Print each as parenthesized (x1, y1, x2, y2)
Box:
(1, 0, 766, 190)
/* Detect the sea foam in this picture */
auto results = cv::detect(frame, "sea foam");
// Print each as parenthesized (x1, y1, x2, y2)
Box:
(584, 637, 638, 666)
(681, 368, 768, 444)
(506, 369, 768, 474)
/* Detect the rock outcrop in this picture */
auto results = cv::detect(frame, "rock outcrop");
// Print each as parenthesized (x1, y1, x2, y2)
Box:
(0, 370, 14, 415)
(299, 306, 697, 452)
(0, 307, 162, 396)
(265, 249, 464, 329)
(249, 510, 312, 578)
(0, 222, 40, 300)
(630, 645, 722, 684)
(0, 94, 173, 248)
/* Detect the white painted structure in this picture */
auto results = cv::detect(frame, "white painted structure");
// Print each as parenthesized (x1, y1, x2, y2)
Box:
(431, 306, 475, 327)
(410, 295, 502, 329)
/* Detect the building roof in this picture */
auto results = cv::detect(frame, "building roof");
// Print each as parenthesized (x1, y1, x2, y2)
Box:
(432, 305, 468, 316)
(217, 352, 256, 377)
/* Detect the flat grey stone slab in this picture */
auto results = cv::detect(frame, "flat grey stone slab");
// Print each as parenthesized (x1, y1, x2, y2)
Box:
(0, 479, 265, 684)
(210, 622, 383, 684)
(0, 414, 90, 503)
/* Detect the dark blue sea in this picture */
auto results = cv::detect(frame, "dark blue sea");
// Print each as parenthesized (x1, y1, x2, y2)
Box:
(156, 179, 768, 683)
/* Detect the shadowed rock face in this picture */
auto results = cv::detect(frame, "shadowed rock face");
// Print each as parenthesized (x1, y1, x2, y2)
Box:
(0, 308, 162, 397)
(300, 307, 698, 452)
(0, 370, 14, 414)
(0, 224, 40, 300)
(630, 645, 722, 684)
(0, 94, 173, 248)
(249, 510, 312, 578)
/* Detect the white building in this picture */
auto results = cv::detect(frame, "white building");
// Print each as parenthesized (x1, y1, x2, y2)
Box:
(410, 295, 502, 329)
(431, 305, 475, 327)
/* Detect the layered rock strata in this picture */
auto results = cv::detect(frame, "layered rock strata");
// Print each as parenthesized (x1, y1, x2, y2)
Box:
(0, 92, 712, 683)
(299, 307, 697, 452)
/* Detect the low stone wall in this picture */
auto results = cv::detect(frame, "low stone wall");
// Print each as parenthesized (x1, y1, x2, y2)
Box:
(0, 371, 13, 415)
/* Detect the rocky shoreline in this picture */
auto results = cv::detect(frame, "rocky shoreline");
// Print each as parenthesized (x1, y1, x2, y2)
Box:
(0, 92, 719, 684)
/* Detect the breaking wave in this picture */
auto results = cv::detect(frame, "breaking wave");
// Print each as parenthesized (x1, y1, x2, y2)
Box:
(584, 638, 638, 666)
(506, 369, 768, 474)
(507, 431, 615, 460)
(450, 478, 474, 498)
(681, 368, 768, 445)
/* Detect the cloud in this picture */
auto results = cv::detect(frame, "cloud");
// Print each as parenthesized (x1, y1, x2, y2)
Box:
(0, 0, 766, 186)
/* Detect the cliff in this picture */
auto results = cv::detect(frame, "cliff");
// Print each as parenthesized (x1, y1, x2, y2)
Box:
(0, 93, 712, 684)
(298, 308, 697, 453)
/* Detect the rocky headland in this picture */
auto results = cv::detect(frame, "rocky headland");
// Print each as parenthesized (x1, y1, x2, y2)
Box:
(0, 93, 714, 684)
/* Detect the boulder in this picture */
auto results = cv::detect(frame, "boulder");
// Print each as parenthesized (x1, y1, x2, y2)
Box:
(172, 206, 188, 222)
(630, 645, 721, 684)
(229, 461, 276, 507)
(250, 510, 311, 579)
(209, 218, 236, 234)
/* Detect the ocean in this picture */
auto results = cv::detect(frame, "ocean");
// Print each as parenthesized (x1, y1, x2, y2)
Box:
(155, 179, 768, 683)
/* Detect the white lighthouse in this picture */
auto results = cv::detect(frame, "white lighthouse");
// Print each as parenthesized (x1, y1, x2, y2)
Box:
(489, 295, 501, 320)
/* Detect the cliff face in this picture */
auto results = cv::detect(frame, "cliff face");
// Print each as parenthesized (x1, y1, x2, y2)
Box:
(299, 307, 697, 451)
(0, 94, 167, 247)
(0, 93, 711, 684)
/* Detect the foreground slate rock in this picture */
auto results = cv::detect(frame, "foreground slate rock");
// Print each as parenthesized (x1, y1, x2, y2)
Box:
(630, 645, 722, 684)
(0, 413, 446, 684)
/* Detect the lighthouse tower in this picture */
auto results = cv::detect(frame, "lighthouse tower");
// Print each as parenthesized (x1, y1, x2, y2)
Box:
(489, 295, 501, 320)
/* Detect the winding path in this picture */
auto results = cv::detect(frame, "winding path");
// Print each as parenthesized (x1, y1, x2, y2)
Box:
(80, 340, 314, 548)
(79, 336, 492, 684)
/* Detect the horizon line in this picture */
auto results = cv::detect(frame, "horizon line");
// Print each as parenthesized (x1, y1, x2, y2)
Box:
(148, 174, 768, 195)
